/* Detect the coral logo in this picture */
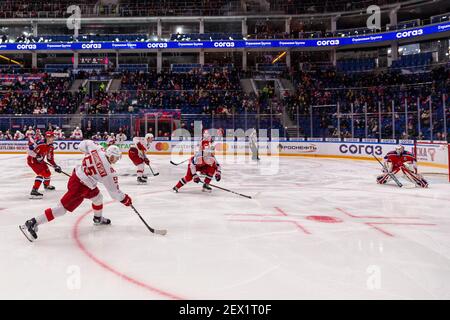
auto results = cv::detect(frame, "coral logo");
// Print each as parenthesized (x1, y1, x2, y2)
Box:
(81, 43, 102, 49)
(317, 39, 339, 46)
(147, 42, 168, 49)
(17, 44, 37, 50)
(155, 142, 170, 151)
(213, 42, 235, 48)
(214, 143, 228, 151)
(396, 29, 423, 39)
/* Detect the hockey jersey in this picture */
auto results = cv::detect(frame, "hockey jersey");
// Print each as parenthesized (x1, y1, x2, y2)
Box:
(75, 140, 126, 201)
(27, 137, 56, 166)
(384, 150, 415, 169)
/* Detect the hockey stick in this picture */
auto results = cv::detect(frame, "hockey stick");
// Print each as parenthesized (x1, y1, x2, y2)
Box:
(45, 161, 71, 178)
(199, 179, 252, 199)
(147, 163, 160, 176)
(372, 154, 403, 187)
(131, 204, 167, 235)
(170, 159, 189, 166)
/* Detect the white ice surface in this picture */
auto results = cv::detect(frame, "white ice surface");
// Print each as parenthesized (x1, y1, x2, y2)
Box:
(1, 153, 450, 299)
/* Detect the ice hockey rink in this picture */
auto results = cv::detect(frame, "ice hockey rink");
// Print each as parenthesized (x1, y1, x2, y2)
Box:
(1, 153, 450, 300)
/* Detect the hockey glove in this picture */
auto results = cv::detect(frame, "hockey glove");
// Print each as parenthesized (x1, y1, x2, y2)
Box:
(54, 165, 62, 173)
(121, 194, 132, 206)
(215, 173, 221, 182)
(193, 174, 201, 184)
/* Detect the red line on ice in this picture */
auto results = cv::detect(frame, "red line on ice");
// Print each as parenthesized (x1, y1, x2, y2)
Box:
(336, 207, 421, 220)
(73, 201, 183, 300)
(364, 222, 436, 237)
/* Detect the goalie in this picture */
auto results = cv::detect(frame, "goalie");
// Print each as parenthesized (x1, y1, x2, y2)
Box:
(376, 145, 428, 188)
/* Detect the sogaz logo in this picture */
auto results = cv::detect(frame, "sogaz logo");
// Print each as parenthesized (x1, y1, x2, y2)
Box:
(147, 42, 168, 49)
(396, 29, 423, 39)
(17, 44, 37, 50)
(339, 144, 382, 156)
(317, 39, 339, 46)
(213, 42, 235, 48)
(81, 43, 102, 49)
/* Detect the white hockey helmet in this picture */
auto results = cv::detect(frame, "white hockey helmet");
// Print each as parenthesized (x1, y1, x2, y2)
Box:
(145, 133, 154, 141)
(106, 145, 122, 163)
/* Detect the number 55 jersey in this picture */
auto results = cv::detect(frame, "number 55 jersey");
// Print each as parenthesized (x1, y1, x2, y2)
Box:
(75, 139, 126, 201)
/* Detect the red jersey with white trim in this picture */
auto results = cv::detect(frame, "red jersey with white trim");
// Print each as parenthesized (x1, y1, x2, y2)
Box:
(27, 137, 56, 166)
(75, 140, 126, 201)
(384, 150, 415, 169)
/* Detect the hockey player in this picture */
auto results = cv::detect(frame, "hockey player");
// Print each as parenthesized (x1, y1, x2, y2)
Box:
(0, 131, 4, 140)
(19, 140, 132, 242)
(34, 128, 43, 141)
(54, 126, 65, 140)
(25, 126, 35, 138)
(14, 130, 25, 140)
(27, 131, 62, 198)
(173, 140, 221, 193)
(106, 133, 116, 146)
(92, 132, 102, 141)
(377, 145, 428, 188)
(128, 133, 154, 184)
(116, 130, 127, 143)
(3, 130, 12, 140)
(70, 127, 83, 140)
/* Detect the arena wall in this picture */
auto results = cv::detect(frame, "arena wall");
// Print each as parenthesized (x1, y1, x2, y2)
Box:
(0, 140, 446, 169)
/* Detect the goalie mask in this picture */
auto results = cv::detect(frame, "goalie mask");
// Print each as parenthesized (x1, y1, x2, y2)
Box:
(395, 145, 405, 155)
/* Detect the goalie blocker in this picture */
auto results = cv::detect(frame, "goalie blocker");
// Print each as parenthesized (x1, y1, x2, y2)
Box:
(377, 145, 428, 188)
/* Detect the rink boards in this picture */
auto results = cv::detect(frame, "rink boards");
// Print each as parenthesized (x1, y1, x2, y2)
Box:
(0, 139, 447, 169)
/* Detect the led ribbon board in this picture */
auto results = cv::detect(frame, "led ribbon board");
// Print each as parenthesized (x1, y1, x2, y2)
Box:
(0, 21, 448, 51)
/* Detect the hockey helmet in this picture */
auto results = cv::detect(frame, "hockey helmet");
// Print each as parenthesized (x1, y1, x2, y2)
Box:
(106, 145, 122, 163)
(45, 131, 54, 138)
(395, 145, 405, 155)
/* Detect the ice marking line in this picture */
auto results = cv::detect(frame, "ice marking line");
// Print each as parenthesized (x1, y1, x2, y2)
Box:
(336, 207, 421, 220)
(365, 222, 436, 237)
(227, 219, 311, 235)
(73, 202, 183, 300)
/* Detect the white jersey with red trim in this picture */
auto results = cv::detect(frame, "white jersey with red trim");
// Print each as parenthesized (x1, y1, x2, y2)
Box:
(71, 129, 83, 140)
(25, 129, 35, 138)
(131, 137, 151, 157)
(54, 129, 64, 139)
(106, 135, 116, 146)
(116, 133, 127, 143)
(75, 140, 126, 201)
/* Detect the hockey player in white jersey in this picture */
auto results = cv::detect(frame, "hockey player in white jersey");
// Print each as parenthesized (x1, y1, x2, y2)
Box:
(70, 127, 83, 140)
(116, 131, 127, 143)
(128, 133, 153, 184)
(19, 140, 132, 242)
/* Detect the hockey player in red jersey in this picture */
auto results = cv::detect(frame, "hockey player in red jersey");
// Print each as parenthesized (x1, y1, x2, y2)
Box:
(19, 140, 133, 242)
(377, 145, 428, 187)
(128, 133, 153, 184)
(173, 140, 221, 193)
(27, 131, 62, 198)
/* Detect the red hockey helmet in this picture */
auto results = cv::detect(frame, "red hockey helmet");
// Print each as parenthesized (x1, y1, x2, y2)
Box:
(45, 131, 54, 138)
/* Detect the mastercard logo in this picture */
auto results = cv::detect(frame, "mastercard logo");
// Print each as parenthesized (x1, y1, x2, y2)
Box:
(215, 143, 228, 151)
(155, 142, 170, 151)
